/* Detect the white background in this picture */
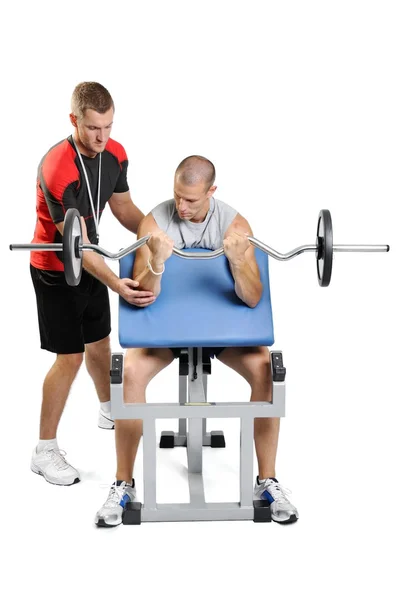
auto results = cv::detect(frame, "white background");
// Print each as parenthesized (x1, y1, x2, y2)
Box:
(1, 1, 397, 598)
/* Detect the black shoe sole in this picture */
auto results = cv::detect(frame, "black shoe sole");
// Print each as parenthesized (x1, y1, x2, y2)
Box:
(272, 515, 298, 525)
(96, 518, 120, 528)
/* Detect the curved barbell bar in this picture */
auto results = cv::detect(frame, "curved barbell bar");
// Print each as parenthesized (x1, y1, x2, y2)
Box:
(11, 239, 389, 261)
(9, 208, 390, 287)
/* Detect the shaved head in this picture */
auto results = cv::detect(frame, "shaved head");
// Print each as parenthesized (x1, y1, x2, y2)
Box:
(175, 155, 216, 190)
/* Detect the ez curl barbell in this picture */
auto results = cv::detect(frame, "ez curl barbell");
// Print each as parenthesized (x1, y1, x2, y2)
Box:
(10, 208, 389, 287)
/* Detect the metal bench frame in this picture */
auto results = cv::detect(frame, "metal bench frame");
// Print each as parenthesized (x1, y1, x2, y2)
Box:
(111, 348, 285, 523)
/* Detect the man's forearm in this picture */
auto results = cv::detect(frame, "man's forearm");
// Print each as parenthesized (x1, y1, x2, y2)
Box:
(229, 260, 263, 308)
(134, 256, 165, 297)
(116, 203, 145, 234)
(82, 252, 120, 292)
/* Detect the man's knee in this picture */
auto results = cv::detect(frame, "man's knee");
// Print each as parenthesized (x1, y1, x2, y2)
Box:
(124, 348, 172, 389)
(246, 347, 271, 383)
(57, 352, 84, 372)
(85, 336, 111, 358)
(124, 358, 149, 388)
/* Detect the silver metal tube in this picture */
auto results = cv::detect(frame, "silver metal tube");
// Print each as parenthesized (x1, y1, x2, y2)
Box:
(332, 244, 389, 252)
(10, 243, 63, 251)
(172, 240, 319, 261)
(81, 235, 151, 259)
(171, 240, 389, 261)
(172, 247, 225, 259)
(248, 239, 317, 261)
(10, 237, 390, 260)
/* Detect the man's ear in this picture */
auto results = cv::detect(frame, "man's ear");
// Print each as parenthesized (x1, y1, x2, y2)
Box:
(208, 185, 217, 197)
(69, 113, 78, 127)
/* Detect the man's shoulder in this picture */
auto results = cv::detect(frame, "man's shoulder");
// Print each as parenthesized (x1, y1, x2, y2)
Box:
(213, 197, 238, 212)
(42, 137, 74, 165)
(151, 199, 175, 212)
(104, 138, 127, 163)
(212, 198, 249, 232)
(226, 212, 252, 235)
(150, 200, 175, 230)
(213, 197, 239, 224)
(138, 210, 164, 235)
(40, 138, 79, 185)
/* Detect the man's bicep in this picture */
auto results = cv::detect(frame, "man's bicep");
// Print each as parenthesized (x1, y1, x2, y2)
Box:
(225, 214, 260, 277)
(55, 217, 89, 243)
(114, 159, 129, 194)
(224, 213, 254, 238)
(44, 180, 79, 224)
(108, 190, 130, 212)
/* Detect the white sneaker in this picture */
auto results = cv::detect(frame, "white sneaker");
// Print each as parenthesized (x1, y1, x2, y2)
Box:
(95, 481, 136, 527)
(31, 445, 80, 486)
(253, 477, 298, 524)
(98, 408, 114, 430)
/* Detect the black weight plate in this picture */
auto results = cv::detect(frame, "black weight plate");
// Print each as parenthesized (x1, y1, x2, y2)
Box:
(63, 208, 83, 286)
(316, 209, 333, 287)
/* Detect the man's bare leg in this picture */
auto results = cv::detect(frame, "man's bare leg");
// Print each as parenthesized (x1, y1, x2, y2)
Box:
(115, 348, 174, 482)
(217, 346, 279, 479)
(39, 353, 84, 439)
(85, 336, 111, 403)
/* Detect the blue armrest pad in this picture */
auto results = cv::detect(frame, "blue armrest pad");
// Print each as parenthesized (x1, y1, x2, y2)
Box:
(119, 248, 274, 348)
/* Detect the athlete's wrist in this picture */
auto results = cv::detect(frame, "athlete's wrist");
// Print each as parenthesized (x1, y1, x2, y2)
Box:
(147, 259, 165, 275)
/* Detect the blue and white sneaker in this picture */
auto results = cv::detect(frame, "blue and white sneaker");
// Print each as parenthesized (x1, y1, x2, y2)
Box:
(95, 480, 136, 528)
(253, 476, 298, 524)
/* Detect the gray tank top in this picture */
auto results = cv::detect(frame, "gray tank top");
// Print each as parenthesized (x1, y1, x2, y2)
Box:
(151, 197, 238, 249)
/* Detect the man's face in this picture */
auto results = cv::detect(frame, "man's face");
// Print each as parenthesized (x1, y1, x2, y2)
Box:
(70, 108, 114, 156)
(174, 178, 215, 221)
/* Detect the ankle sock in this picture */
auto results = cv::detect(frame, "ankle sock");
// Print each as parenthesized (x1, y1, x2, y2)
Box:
(100, 401, 111, 414)
(115, 479, 135, 487)
(37, 438, 58, 453)
(258, 476, 278, 484)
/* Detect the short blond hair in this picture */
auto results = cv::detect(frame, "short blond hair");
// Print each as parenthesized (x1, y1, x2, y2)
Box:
(71, 82, 114, 120)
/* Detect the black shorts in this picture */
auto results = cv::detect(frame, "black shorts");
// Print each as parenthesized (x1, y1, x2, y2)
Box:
(30, 265, 111, 354)
(170, 347, 225, 360)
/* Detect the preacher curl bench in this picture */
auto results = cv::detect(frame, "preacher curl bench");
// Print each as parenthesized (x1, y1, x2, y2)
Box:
(111, 248, 285, 524)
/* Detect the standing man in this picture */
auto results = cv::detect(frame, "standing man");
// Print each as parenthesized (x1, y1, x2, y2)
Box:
(30, 82, 155, 486)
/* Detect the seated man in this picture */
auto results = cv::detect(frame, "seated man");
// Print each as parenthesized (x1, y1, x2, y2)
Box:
(95, 155, 299, 527)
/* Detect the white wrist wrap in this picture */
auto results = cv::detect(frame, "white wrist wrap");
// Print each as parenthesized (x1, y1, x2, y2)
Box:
(147, 259, 165, 276)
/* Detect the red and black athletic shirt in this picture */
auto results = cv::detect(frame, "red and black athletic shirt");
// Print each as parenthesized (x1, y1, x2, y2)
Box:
(30, 135, 129, 271)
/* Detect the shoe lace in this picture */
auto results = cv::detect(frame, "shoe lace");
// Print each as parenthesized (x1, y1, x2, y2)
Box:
(46, 448, 70, 471)
(265, 481, 292, 505)
(103, 483, 128, 508)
